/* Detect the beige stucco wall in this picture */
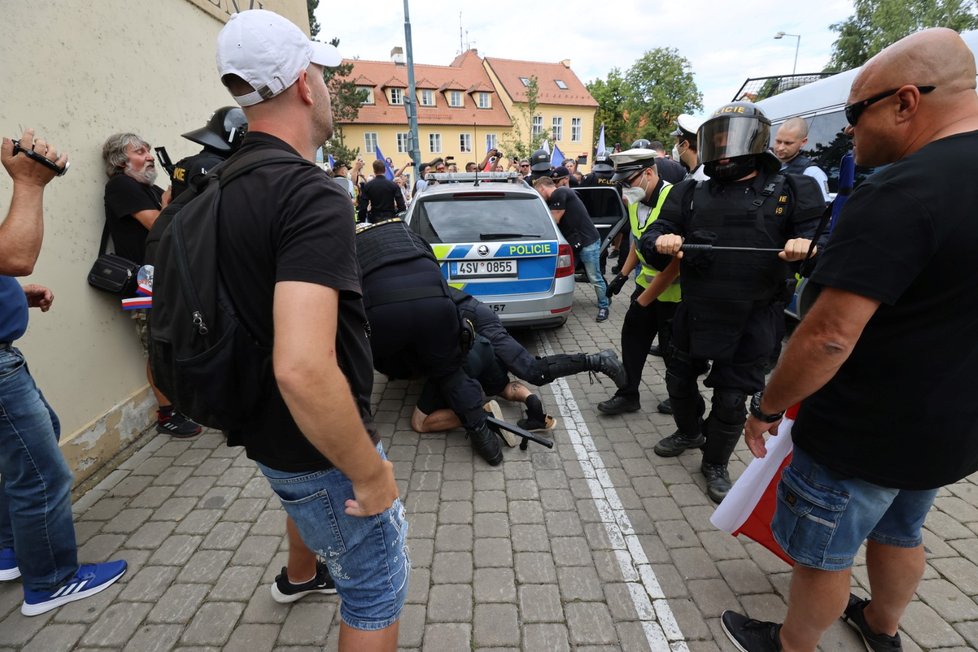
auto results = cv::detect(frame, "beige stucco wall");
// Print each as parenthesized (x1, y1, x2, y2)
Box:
(0, 0, 305, 483)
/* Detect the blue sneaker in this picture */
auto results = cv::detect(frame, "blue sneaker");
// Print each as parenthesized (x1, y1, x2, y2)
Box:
(0, 548, 20, 581)
(22, 560, 127, 616)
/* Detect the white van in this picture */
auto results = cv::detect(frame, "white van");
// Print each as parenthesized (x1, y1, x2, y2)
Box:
(756, 29, 978, 194)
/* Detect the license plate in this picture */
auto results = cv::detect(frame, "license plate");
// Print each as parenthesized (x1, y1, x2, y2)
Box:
(452, 259, 517, 278)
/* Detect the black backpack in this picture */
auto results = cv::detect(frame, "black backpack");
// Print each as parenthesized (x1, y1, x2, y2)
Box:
(149, 149, 317, 430)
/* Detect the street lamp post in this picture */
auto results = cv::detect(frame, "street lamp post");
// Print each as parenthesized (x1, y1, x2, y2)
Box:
(774, 31, 801, 75)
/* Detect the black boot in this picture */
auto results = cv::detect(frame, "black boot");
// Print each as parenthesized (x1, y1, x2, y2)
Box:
(653, 394, 704, 456)
(656, 398, 673, 414)
(653, 430, 706, 456)
(598, 394, 641, 415)
(468, 421, 503, 466)
(701, 417, 743, 503)
(540, 350, 627, 389)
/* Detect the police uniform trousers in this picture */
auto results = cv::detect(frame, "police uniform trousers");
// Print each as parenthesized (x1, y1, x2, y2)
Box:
(365, 258, 486, 429)
(666, 302, 780, 465)
(614, 287, 676, 401)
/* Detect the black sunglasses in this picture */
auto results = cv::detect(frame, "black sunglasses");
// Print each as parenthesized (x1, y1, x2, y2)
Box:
(844, 85, 935, 126)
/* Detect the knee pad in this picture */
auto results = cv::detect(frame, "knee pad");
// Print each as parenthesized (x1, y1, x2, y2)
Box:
(711, 389, 748, 425)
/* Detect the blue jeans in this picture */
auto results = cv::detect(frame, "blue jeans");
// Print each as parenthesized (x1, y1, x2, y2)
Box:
(773, 445, 938, 571)
(577, 240, 609, 310)
(0, 346, 78, 591)
(257, 442, 410, 631)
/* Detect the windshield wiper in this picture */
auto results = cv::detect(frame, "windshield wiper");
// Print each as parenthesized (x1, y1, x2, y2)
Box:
(479, 232, 541, 240)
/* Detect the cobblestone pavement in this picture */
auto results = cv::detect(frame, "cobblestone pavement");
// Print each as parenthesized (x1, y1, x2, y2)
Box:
(2, 286, 977, 651)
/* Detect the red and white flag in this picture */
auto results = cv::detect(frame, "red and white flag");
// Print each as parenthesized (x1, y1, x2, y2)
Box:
(710, 405, 801, 565)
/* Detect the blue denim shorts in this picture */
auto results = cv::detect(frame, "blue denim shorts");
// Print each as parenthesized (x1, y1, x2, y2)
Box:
(257, 443, 410, 630)
(772, 446, 937, 571)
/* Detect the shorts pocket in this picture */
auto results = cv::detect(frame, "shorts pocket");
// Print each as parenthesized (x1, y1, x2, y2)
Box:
(264, 469, 348, 556)
(772, 464, 850, 568)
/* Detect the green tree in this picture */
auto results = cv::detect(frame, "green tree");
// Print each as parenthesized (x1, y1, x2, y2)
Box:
(826, 0, 978, 71)
(586, 69, 629, 152)
(622, 48, 703, 145)
(307, 0, 321, 38)
(320, 37, 368, 161)
(500, 76, 549, 160)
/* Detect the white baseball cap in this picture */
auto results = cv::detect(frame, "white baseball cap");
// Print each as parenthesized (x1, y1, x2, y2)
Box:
(217, 9, 342, 107)
(671, 114, 703, 138)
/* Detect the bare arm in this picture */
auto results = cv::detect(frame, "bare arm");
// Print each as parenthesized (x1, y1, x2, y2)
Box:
(0, 129, 66, 276)
(744, 287, 881, 457)
(273, 281, 397, 516)
(550, 208, 565, 223)
(131, 208, 161, 231)
(635, 256, 680, 306)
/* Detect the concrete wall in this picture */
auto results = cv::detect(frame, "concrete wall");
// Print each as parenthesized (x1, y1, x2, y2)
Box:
(0, 0, 305, 483)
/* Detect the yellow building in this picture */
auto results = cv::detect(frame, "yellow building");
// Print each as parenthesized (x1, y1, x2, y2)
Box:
(339, 50, 598, 173)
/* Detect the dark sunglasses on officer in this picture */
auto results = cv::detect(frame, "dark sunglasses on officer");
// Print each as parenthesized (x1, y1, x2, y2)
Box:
(844, 85, 936, 126)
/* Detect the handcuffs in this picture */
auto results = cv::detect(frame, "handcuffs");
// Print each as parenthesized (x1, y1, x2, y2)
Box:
(11, 139, 69, 176)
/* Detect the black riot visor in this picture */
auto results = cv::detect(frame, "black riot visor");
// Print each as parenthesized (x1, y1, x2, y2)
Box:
(698, 114, 771, 165)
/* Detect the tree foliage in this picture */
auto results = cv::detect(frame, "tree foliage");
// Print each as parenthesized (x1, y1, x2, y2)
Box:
(307, 0, 321, 38)
(500, 76, 549, 160)
(588, 48, 702, 150)
(826, 0, 978, 71)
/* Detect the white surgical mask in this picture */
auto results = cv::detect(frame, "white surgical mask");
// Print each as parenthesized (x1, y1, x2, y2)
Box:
(672, 144, 681, 161)
(622, 185, 646, 206)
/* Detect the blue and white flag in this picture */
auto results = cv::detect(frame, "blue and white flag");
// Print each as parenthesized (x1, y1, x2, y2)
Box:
(596, 123, 607, 156)
(375, 145, 395, 180)
(327, 153, 336, 169)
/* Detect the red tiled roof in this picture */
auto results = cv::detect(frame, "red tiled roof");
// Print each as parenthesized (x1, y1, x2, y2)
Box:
(483, 57, 598, 107)
(340, 51, 513, 127)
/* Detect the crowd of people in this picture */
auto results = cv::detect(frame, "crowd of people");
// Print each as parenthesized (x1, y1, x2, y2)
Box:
(1, 9, 976, 652)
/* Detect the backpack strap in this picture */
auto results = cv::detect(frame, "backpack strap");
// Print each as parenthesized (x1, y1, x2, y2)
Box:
(217, 149, 318, 187)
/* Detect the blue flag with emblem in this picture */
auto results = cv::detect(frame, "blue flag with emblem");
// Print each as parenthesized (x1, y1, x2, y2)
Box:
(374, 145, 395, 181)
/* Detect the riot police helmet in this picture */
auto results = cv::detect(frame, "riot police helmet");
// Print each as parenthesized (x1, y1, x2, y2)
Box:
(182, 106, 249, 154)
(698, 102, 779, 179)
(630, 139, 652, 150)
(529, 148, 552, 172)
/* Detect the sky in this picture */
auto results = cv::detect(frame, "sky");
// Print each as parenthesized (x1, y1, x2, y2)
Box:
(316, 0, 856, 121)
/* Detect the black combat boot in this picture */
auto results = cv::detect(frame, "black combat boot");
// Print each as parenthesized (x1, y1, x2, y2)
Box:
(540, 350, 627, 389)
(597, 394, 641, 415)
(653, 394, 705, 457)
(467, 421, 503, 466)
(701, 417, 743, 503)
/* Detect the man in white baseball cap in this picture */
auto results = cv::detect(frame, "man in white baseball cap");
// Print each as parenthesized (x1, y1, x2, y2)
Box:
(212, 10, 408, 649)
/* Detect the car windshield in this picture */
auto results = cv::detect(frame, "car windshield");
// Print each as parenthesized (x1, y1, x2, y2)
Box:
(414, 194, 555, 243)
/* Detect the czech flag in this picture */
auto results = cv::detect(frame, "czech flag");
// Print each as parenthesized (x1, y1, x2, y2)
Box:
(710, 404, 801, 565)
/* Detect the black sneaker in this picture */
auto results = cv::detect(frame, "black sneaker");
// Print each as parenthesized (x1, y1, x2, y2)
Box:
(597, 394, 640, 415)
(656, 398, 673, 414)
(270, 560, 336, 604)
(720, 610, 783, 651)
(702, 463, 732, 504)
(596, 307, 610, 322)
(157, 411, 202, 438)
(843, 594, 903, 651)
(649, 344, 662, 357)
(652, 430, 706, 457)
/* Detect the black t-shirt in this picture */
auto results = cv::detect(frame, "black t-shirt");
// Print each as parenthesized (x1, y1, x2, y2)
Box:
(548, 186, 599, 249)
(793, 131, 978, 489)
(357, 175, 406, 223)
(103, 174, 163, 264)
(218, 133, 376, 472)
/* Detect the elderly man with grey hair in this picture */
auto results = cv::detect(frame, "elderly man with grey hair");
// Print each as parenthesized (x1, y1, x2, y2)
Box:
(101, 132, 202, 438)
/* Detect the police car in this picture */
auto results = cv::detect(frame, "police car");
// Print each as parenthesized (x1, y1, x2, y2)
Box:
(404, 172, 575, 328)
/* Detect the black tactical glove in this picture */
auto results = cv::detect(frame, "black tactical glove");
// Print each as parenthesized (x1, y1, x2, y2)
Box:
(606, 273, 627, 297)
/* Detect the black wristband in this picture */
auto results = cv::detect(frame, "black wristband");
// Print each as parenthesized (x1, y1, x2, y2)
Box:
(749, 392, 784, 423)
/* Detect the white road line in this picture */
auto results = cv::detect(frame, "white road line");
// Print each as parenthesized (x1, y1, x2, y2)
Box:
(538, 330, 689, 652)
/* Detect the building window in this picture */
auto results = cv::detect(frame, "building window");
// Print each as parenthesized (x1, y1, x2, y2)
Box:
(519, 77, 531, 87)
(571, 118, 582, 142)
(459, 133, 472, 153)
(429, 133, 442, 153)
(364, 132, 378, 153)
(477, 92, 490, 109)
(448, 90, 463, 107)
(552, 117, 563, 141)
(555, 80, 568, 90)
(485, 134, 497, 151)
(419, 89, 435, 106)
(359, 86, 375, 105)
(390, 88, 404, 105)
(396, 132, 410, 154)
(531, 116, 543, 139)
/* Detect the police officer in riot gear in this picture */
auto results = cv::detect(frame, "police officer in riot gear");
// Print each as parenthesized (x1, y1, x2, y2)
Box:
(169, 107, 247, 200)
(525, 148, 552, 187)
(641, 102, 824, 503)
(356, 219, 506, 466)
(580, 154, 615, 186)
(599, 150, 681, 416)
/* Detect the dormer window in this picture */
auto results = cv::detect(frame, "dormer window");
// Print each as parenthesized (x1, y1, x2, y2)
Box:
(390, 88, 404, 105)
(448, 90, 463, 107)
(419, 89, 435, 106)
(359, 86, 375, 105)
(477, 92, 491, 109)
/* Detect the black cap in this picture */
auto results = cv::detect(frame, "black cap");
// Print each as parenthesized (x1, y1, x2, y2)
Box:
(551, 166, 570, 180)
